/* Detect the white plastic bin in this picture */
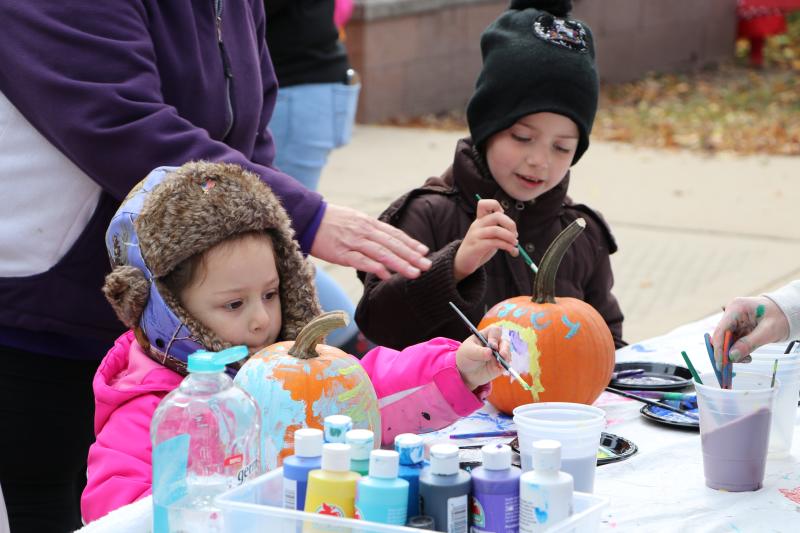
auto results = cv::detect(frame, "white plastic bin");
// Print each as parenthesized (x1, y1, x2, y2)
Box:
(216, 468, 608, 533)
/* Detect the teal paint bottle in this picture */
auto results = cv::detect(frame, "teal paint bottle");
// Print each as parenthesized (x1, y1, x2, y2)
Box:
(395, 433, 425, 518)
(346, 429, 374, 476)
(355, 450, 409, 525)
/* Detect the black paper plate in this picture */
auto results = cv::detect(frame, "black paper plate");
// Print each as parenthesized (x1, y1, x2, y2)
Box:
(610, 361, 694, 391)
(639, 396, 699, 430)
(508, 432, 637, 466)
(597, 432, 638, 465)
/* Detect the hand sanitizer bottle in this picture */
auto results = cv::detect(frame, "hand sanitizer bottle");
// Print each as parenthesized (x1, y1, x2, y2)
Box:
(151, 346, 260, 533)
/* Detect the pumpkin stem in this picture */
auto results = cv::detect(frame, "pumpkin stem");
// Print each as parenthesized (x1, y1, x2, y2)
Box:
(532, 218, 586, 304)
(288, 311, 350, 360)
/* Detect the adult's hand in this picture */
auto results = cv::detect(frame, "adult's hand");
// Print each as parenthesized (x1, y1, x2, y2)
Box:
(711, 296, 790, 367)
(310, 203, 432, 280)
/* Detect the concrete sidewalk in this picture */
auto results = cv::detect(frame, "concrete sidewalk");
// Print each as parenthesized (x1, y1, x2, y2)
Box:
(316, 125, 800, 344)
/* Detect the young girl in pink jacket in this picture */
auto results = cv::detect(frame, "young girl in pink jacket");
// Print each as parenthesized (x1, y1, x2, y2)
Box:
(80, 162, 511, 523)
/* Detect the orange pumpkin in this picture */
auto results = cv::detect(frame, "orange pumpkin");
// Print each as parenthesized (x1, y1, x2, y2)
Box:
(478, 219, 615, 415)
(234, 311, 381, 470)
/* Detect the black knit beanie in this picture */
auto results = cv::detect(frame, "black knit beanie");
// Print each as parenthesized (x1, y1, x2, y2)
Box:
(467, 0, 599, 164)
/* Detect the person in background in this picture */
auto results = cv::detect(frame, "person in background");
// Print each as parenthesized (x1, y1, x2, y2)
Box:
(80, 162, 511, 522)
(712, 281, 799, 365)
(355, 0, 625, 350)
(0, 2, 428, 531)
(736, 0, 798, 68)
(266, 0, 364, 351)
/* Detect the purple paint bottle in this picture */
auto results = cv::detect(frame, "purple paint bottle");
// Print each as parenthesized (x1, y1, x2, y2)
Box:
(470, 444, 521, 533)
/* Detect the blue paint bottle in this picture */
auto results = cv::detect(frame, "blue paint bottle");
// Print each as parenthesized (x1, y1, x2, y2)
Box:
(470, 444, 521, 533)
(519, 440, 573, 533)
(418, 444, 471, 533)
(346, 429, 374, 476)
(394, 433, 425, 518)
(282, 428, 323, 510)
(355, 450, 409, 525)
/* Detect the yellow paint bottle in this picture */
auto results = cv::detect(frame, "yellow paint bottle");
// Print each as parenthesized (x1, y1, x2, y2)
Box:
(303, 443, 361, 526)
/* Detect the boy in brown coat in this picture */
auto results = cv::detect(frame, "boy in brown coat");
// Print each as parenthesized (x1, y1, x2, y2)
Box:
(356, 0, 625, 350)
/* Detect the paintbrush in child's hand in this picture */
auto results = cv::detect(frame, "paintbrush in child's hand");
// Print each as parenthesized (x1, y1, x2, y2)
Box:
(448, 301, 532, 391)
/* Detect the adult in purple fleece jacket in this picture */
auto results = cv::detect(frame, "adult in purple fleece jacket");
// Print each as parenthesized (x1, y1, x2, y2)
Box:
(0, 1, 429, 531)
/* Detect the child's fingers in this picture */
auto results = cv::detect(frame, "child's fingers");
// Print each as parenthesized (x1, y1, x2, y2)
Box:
(476, 199, 504, 218)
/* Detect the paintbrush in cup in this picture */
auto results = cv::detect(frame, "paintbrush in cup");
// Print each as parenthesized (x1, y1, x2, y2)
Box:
(448, 301, 532, 391)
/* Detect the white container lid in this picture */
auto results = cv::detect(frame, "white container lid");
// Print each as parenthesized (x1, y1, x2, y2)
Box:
(294, 428, 323, 458)
(532, 439, 562, 472)
(481, 443, 511, 470)
(323, 414, 353, 443)
(369, 449, 400, 479)
(394, 433, 424, 465)
(321, 443, 351, 472)
(345, 429, 374, 460)
(429, 444, 459, 475)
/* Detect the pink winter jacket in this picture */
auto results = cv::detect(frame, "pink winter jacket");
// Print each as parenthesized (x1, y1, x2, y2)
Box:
(81, 330, 488, 523)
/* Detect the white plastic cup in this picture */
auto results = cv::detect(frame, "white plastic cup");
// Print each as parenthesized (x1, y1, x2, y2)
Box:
(695, 371, 777, 492)
(741, 350, 800, 457)
(513, 402, 606, 493)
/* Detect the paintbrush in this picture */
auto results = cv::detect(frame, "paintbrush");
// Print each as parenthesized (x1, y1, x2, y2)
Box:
(448, 301, 532, 391)
(703, 333, 723, 387)
(771, 359, 779, 388)
(475, 194, 538, 273)
(605, 387, 699, 420)
(624, 390, 695, 401)
(449, 430, 517, 439)
(680, 351, 703, 384)
(610, 368, 646, 380)
(722, 330, 732, 389)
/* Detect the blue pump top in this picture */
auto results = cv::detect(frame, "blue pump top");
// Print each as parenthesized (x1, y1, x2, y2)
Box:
(187, 345, 249, 373)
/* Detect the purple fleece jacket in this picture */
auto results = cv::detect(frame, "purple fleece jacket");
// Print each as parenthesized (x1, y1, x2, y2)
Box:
(0, 1, 324, 353)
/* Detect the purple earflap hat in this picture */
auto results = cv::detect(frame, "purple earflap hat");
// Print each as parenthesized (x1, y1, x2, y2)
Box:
(103, 162, 321, 375)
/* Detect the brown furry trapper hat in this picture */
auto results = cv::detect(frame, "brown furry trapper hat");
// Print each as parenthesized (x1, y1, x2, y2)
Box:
(103, 161, 321, 373)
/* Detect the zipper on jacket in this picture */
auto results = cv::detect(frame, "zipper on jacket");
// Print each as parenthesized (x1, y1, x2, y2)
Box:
(215, 0, 235, 140)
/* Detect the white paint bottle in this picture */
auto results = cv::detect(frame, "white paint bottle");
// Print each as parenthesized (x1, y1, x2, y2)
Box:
(519, 440, 573, 533)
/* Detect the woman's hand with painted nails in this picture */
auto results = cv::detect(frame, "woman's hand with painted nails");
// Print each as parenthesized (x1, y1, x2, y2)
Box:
(456, 326, 511, 391)
(454, 199, 518, 282)
(712, 296, 790, 367)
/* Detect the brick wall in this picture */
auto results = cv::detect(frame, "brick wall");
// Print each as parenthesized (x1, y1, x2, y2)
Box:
(347, 0, 738, 122)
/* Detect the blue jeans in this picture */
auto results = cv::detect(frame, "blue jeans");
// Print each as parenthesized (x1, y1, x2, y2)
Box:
(270, 82, 360, 347)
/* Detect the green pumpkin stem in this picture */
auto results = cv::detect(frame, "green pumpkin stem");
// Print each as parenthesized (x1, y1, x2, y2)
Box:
(532, 218, 586, 304)
(288, 311, 350, 360)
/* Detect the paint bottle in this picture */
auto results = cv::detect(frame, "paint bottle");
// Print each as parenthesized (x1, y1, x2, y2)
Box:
(282, 428, 323, 511)
(304, 443, 361, 520)
(406, 515, 436, 529)
(346, 429, 374, 476)
(355, 450, 410, 525)
(519, 440, 573, 533)
(470, 444, 521, 533)
(418, 444, 471, 533)
(395, 433, 425, 518)
(324, 414, 353, 443)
